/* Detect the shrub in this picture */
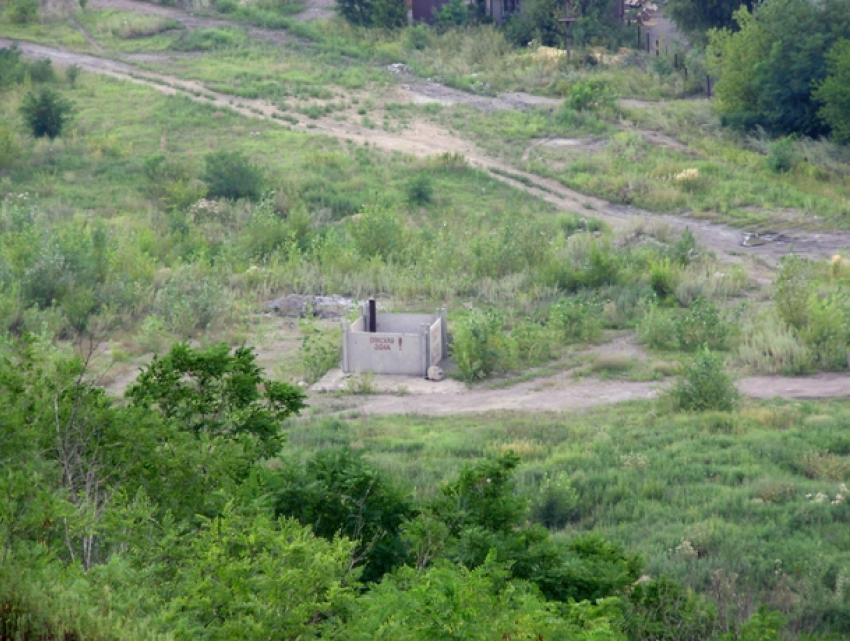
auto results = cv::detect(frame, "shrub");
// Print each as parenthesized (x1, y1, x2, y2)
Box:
(66, 64, 80, 88)
(349, 202, 407, 261)
(648, 257, 680, 300)
(676, 297, 729, 351)
(568, 79, 619, 113)
(452, 309, 516, 381)
(154, 269, 224, 334)
(671, 345, 738, 412)
(549, 298, 601, 343)
(5, 0, 39, 24)
(406, 174, 433, 206)
(736, 312, 812, 375)
(765, 137, 799, 173)
(773, 254, 812, 329)
(299, 321, 342, 384)
(637, 305, 678, 350)
(815, 38, 850, 145)
(19, 89, 75, 139)
(0, 121, 20, 170)
(405, 24, 430, 50)
(531, 471, 578, 530)
(28, 59, 54, 83)
(371, 0, 406, 28)
(435, 0, 468, 27)
(511, 319, 558, 365)
(202, 150, 264, 201)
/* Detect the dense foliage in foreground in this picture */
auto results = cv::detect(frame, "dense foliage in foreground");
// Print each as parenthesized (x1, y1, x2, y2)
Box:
(2, 336, 818, 641)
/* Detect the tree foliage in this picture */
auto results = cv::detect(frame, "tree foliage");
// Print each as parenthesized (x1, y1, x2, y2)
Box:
(667, 0, 754, 39)
(708, 0, 850, 137)
(335, 0, 405, 28)
(202, 150, 265, 201)
(19, 88, 75, 139)
(126, 342, 306, 459)
(268, 447, 415, 584)
(814, 39, 850, 145)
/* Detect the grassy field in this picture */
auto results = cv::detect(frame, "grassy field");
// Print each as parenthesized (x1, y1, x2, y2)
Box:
(287, 399, 850, 636)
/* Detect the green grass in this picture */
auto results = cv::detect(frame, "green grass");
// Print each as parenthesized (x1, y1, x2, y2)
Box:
(287, 399, 850, 635)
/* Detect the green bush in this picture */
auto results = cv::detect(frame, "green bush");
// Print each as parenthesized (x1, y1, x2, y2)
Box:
(531, 471, 578, 530)
(406, 174, 433, 206)
(773, 254, 812, 329)
(648, 257, 680, 300)
(19, 88, 75, 139)
(5, 0, 39, 24)
(299, 321, 342, 384)
(568, 79, 619, 114)
(765, 136, 799, 173)
(452, 309, 516, 381)
(0, 121, 20, 170)
(154, 269, 224, 334)
(66, 64, 80, 88)
(202, 150, 264, 201)
(815, 38, 850, 144)
(435, 0, 468, 27)
(549, 298, 601, 343)
(637, 305, 678, 350)
(671, 345, 738, 412)
(405, 24, 430, 50)
(349, 202, 407, 261)
(676, 297, 729, 351)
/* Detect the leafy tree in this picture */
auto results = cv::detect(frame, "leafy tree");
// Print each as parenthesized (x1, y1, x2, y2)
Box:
(667, 0, 754, 39)
(127, 343, 306, 459)
(267, 447, 415, 584)
(406, 454, 643, 603)
(20, 88, 75, 139)
(671, 345, 739, 412)
(336, 0, 404, 27)
(708, 0, 850, 137)
(4, 0, 39, 24)
(201, 150, 264, 201)
(370, 0, 406, 28)
(336, 557, 628, 641)
(814, 39, 850, 145)
(153, 506, 357, 641)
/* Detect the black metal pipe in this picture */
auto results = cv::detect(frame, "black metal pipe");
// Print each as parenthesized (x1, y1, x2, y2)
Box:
(369, 299, 376, 333)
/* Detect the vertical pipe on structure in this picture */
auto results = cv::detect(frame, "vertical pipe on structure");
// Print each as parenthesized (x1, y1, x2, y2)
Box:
(655, 39, 659, 56)
(646, 32, 650, 53)
(369, 299, 377, 333)
(706, 75, 712, 98)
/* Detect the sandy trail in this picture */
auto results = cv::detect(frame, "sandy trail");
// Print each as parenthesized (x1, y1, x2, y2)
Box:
(340, 370, 850, 416)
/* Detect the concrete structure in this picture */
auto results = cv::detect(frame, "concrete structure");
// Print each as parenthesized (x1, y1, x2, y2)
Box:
(342, 303, 447, 377)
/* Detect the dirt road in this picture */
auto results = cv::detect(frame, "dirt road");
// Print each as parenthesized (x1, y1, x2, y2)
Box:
(6, 35, 850, 266)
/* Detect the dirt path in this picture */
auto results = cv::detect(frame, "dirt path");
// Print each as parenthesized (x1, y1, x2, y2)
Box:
(314, 370, 850, 417)
(8, 36, 850, 268)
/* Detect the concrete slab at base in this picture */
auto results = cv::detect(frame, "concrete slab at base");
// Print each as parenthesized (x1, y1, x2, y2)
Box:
(309, 368, 466, 395)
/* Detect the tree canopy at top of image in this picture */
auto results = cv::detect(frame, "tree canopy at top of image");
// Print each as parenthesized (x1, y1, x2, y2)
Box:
(667, 0, 755, 40)
(708, 0, 850, 139)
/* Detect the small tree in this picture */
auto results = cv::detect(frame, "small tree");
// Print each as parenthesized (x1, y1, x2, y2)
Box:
(202, 150, 264, 201)
(5, 0, 39, 24)
(814, 39, 850, 145)
(672, 345, 739, 412)
(20, 88, 75, 139)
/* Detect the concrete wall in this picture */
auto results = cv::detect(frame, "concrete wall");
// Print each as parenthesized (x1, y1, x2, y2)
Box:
(342, 308, 447, 376)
